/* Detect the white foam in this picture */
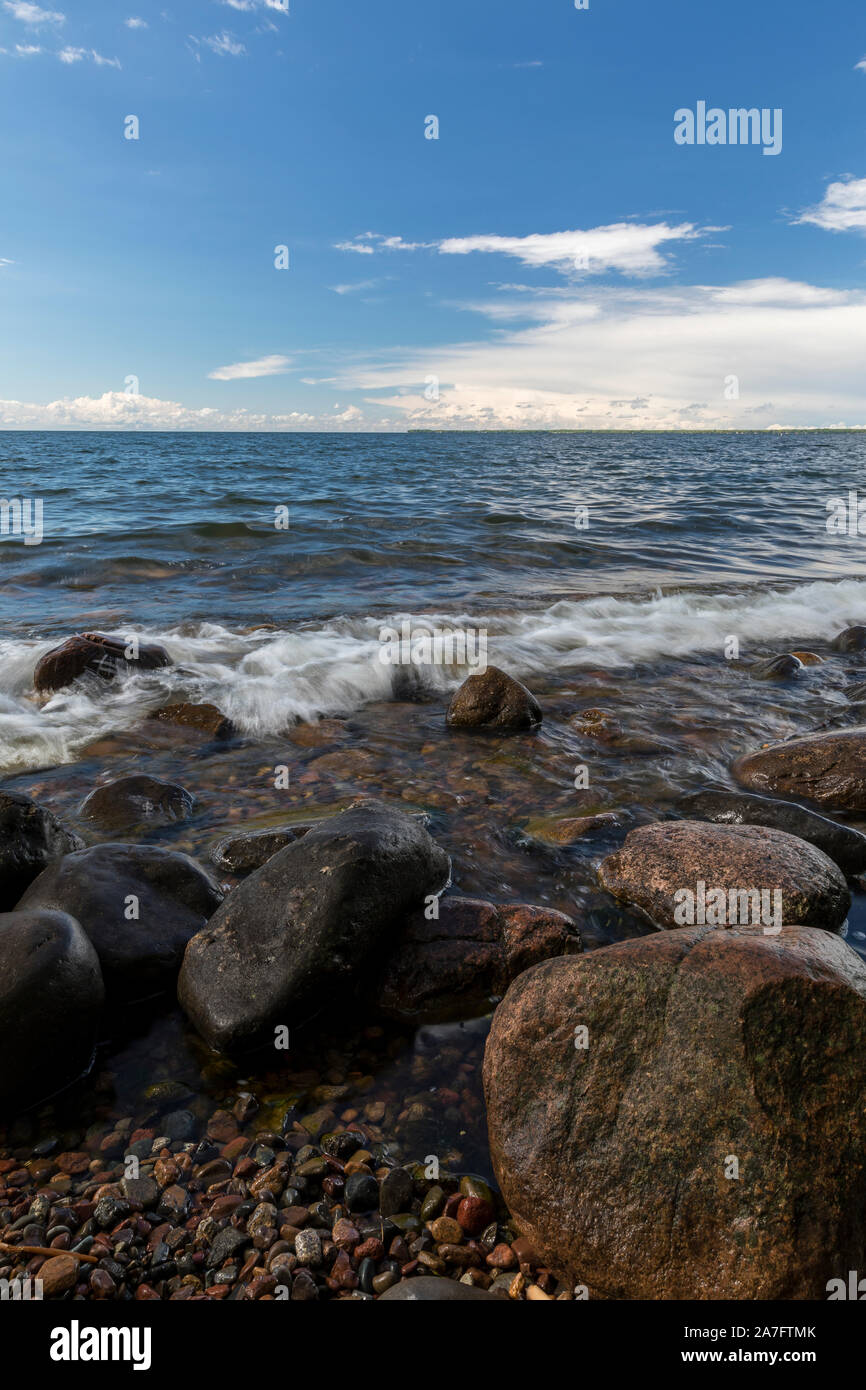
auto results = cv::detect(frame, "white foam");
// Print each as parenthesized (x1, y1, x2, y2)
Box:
(1, 576, 863, 772)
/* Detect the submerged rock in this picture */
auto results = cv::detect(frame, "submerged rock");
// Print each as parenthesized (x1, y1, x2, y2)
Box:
(0, 790, 83, 910)
(178, 801, 451, 1053)
(483, 924, 866, 1299)
(832, 626, 866, 652)
(522, 812, 624, 846)
(679, 786, 866, 874)
(598, 820, 849, 930)
(749, 654, 803, 680)
(446, 667, 541, 730)
(34, 632, 170, 693)
(149, 702, 234, 739)
(210, 824, 310, 876)
(379, 1276, 504, 1301)
(0, 908, 104, 1110)
(733, 726, 866, 812)
(80, 775, 195, 831)
(370, 896, 581, 1024)
(17, 843, 222, 1002)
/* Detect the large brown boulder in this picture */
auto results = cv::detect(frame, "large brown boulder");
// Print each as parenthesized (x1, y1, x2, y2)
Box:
(483, 925, 866, 1299)
(34, 632, 170, 693)
(598, 820, 849, 930)
(446, 666, 541, 730)
(369, 896, 581, 1023)
(733, 727, 866, 812)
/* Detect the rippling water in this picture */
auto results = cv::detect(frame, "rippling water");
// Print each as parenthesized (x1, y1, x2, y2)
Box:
(3, 428, 866, 1155)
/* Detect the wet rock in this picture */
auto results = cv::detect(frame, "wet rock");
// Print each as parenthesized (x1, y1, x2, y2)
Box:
(149, 702, 234, 739)
(522, 812, 624, 846)
(483, 924, 866, 1299)
(679, 787, 866, 874)
(80, 775, 195, 831)
(379, 1275, 503, 1301)
(18, 843, 222, 1003)
(379, 1168, 413, 1217)
(0, 790, 83, 910)
(790, 651, 822, 666)
(749, 654, 803, 680)
(0, 909, 104, 1110)
(832, 626, 866, 652)
(34, 632, 170, 693)
(370, 896, 581, 1024)
(210, 825, 308, 877)
(39, 1253, 80, 1297)
(733, 727, 866, 812)
(598, 821, 849, 930)
(206, 1225, 249, 1269)
(179, 802, 450, 1053)
(345, 1172, 379, 1213)
(446, 666, 542, 731)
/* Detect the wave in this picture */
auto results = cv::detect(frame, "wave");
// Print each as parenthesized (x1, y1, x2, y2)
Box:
(0, 575, 864, 773)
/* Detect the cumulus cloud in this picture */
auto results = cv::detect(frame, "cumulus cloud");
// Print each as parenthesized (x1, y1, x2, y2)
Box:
(3, 1, 63, 22)
(329, 277, 866, 430)
(208, 354, 291, 380)
(0, 391, 367, 431)
(795, 176, 866, 232)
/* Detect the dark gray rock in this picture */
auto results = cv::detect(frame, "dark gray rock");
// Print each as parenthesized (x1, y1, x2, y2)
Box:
(17, 843, 222, 1003)
(0, 791, 83, 910)
(749, 654, 802, 680)
(210, 825, 308, 876)
(446, 666, 541, 731)
(178, 801, 451, 1053)
(206, 1225, 249, 1269)
(378, 1276, 504, 1301)
(679, 787, 866, 875)
(0, 909, 104, 1110)
(81, 775, 195, 831)
(832, 626, 866, 653)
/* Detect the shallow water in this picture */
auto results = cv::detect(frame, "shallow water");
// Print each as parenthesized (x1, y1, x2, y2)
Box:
(2, 429, 866, 1162)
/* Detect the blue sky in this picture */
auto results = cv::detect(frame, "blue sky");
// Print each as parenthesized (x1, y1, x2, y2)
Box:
(1, 0, 866, 429)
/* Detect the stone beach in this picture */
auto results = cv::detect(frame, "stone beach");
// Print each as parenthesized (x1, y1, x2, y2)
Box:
(3, 619, 866, 1301)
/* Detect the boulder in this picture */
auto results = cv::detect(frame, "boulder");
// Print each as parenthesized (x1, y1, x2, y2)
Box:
(598, 820, 849, 930)
(150, 702, 234, 739)
(210, 824, 310, 876)
(369, 896, 581, 1024)
(483, 924, 866, 1299)
(733, 727, 866, 812)
(0, 790, 83, 910)
(749, 654, 802, 680)
(446, 667, 541, 731)
(679, 787, 866, 874)
(17, 844, 222, 1003)
(34, 632, 170, 693)
(832, 626, 866, 652)
(178, 801, 451, 1053)
(80, 775, 195, 831)
(0, 908, 104, 1110)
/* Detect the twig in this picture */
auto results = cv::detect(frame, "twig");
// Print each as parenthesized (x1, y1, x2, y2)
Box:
(0, 1240, 99, 1265)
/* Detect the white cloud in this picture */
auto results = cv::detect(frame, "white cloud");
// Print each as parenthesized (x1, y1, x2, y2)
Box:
(856, 57, 866, 73)
(3, 1, 63, 22)
(15, 41, 40, 52)
(124, 16, 147, 28)
(202, 30, 246, 55)
(0, 391, 362, 431)
(335, 223, 703, 277)
(330, 279, 382, 295)
(328, 277, 866, 430)
(57, 44, 82, 60)
(220, 0, 289, 11)
(208, 354, 291, 380)
(795, 176, 866, 232)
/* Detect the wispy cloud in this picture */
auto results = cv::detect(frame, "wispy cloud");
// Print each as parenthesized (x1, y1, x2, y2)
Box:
(795, 176, 866, 232)
(219, 0, 289, 11)
(335, 223, 703, 278)
(124, 16, 147, 29)
(0, 391, 364, 432)
(208, 354, 291, 380)
(58, 45, 120, 67)
(330, 279, 384, 295)
(3, 1, 63, 23)
(15, 42, 40, 53)
(200, 30, 246, 56)
(856, 57, 866, 74)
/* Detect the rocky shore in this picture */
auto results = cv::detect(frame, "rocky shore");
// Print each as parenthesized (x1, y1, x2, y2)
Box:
(3, 633, 866, 1299)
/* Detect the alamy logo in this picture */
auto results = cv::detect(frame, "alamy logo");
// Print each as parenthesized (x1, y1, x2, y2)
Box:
(0, 1276, 42, 1300)
(827, 1271, 866, 1299)
(674, 102, 782, 156)
(379, 621, 488, 672)
(50, 1321, 152, 1370)
(826, 491, 866, 535)
(673, 880, 782, 932)
(0, 496, 43, 545)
